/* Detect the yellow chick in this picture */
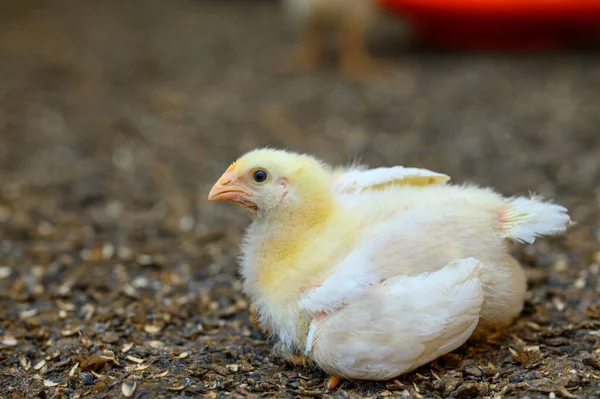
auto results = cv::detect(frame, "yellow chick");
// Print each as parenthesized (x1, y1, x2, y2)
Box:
(208, 148, 571, 389)
(281, 0, 384, 79)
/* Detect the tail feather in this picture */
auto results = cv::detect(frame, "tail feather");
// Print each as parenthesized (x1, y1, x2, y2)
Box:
(499, 195, 571, 244)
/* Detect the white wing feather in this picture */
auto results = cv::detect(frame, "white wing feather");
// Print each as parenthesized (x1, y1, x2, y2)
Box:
(307, 258, 485, 380)
(299, 243, 378, 314)
(332, 166, 450, 194)
(299, 209, 442, 315)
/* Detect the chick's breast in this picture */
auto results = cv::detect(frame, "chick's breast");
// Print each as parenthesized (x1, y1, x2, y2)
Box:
(239, 215, 363, 354)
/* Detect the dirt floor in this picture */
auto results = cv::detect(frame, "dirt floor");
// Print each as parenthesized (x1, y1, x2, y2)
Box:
(1, 0, 600, 398)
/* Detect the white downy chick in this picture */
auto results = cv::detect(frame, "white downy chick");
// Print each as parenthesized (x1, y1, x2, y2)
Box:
(208, 148, 571, 388)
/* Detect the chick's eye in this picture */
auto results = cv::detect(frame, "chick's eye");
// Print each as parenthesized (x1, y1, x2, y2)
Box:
(252, 170, 267, 183)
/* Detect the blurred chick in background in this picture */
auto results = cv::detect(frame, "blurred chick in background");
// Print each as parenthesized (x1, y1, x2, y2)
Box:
(281, 0, 384, 79)
(208, 148, 571, 389)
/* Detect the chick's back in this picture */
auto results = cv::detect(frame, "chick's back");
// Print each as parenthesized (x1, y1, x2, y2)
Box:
(331, 183, 510, 274)
(303, 182, 528, 336)
(281, 182, 510, 312)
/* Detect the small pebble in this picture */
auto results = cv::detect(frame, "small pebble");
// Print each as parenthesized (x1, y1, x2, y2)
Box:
(0, 266, 11, 279)
(463, 365, 483, 378)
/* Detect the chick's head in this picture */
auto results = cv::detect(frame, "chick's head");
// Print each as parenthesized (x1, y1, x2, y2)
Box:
(208, 148, 334, 221)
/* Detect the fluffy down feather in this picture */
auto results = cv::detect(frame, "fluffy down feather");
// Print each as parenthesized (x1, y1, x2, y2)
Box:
(208, 148, 571, 384)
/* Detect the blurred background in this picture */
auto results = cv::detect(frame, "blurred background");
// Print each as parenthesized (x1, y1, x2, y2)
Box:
(0, 0, 599, 397)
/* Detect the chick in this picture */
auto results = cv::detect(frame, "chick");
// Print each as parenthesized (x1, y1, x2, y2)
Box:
(208, 148, 571, 388)
(280, 0, 384, 79)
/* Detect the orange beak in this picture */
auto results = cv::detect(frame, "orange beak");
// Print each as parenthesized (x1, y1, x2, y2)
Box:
(208, 170, 256, 209)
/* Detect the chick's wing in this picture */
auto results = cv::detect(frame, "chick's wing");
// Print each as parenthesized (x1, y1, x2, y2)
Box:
(304, 258, 485, 380)
(299, 207, 454, 315)
(332, 166, 450, 194)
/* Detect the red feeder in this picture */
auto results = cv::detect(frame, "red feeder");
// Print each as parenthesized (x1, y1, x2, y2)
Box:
(379, 0, 600, 50)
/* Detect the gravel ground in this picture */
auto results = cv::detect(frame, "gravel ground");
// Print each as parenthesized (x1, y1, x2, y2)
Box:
(1, 1, 600, 398)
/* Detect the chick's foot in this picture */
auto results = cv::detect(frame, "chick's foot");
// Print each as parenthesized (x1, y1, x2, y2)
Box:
(277, 19, 327, 75)
(284, 354, 307, 366)
(249, 303, 269, 335)
(327, 375, 342, 390)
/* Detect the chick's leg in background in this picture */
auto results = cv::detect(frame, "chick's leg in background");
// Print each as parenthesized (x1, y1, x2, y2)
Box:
(337, 1, 388, 80)
(279, 0, 387, 78)
(338, 14, 384, 79)
(279, 14, 329, 73)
